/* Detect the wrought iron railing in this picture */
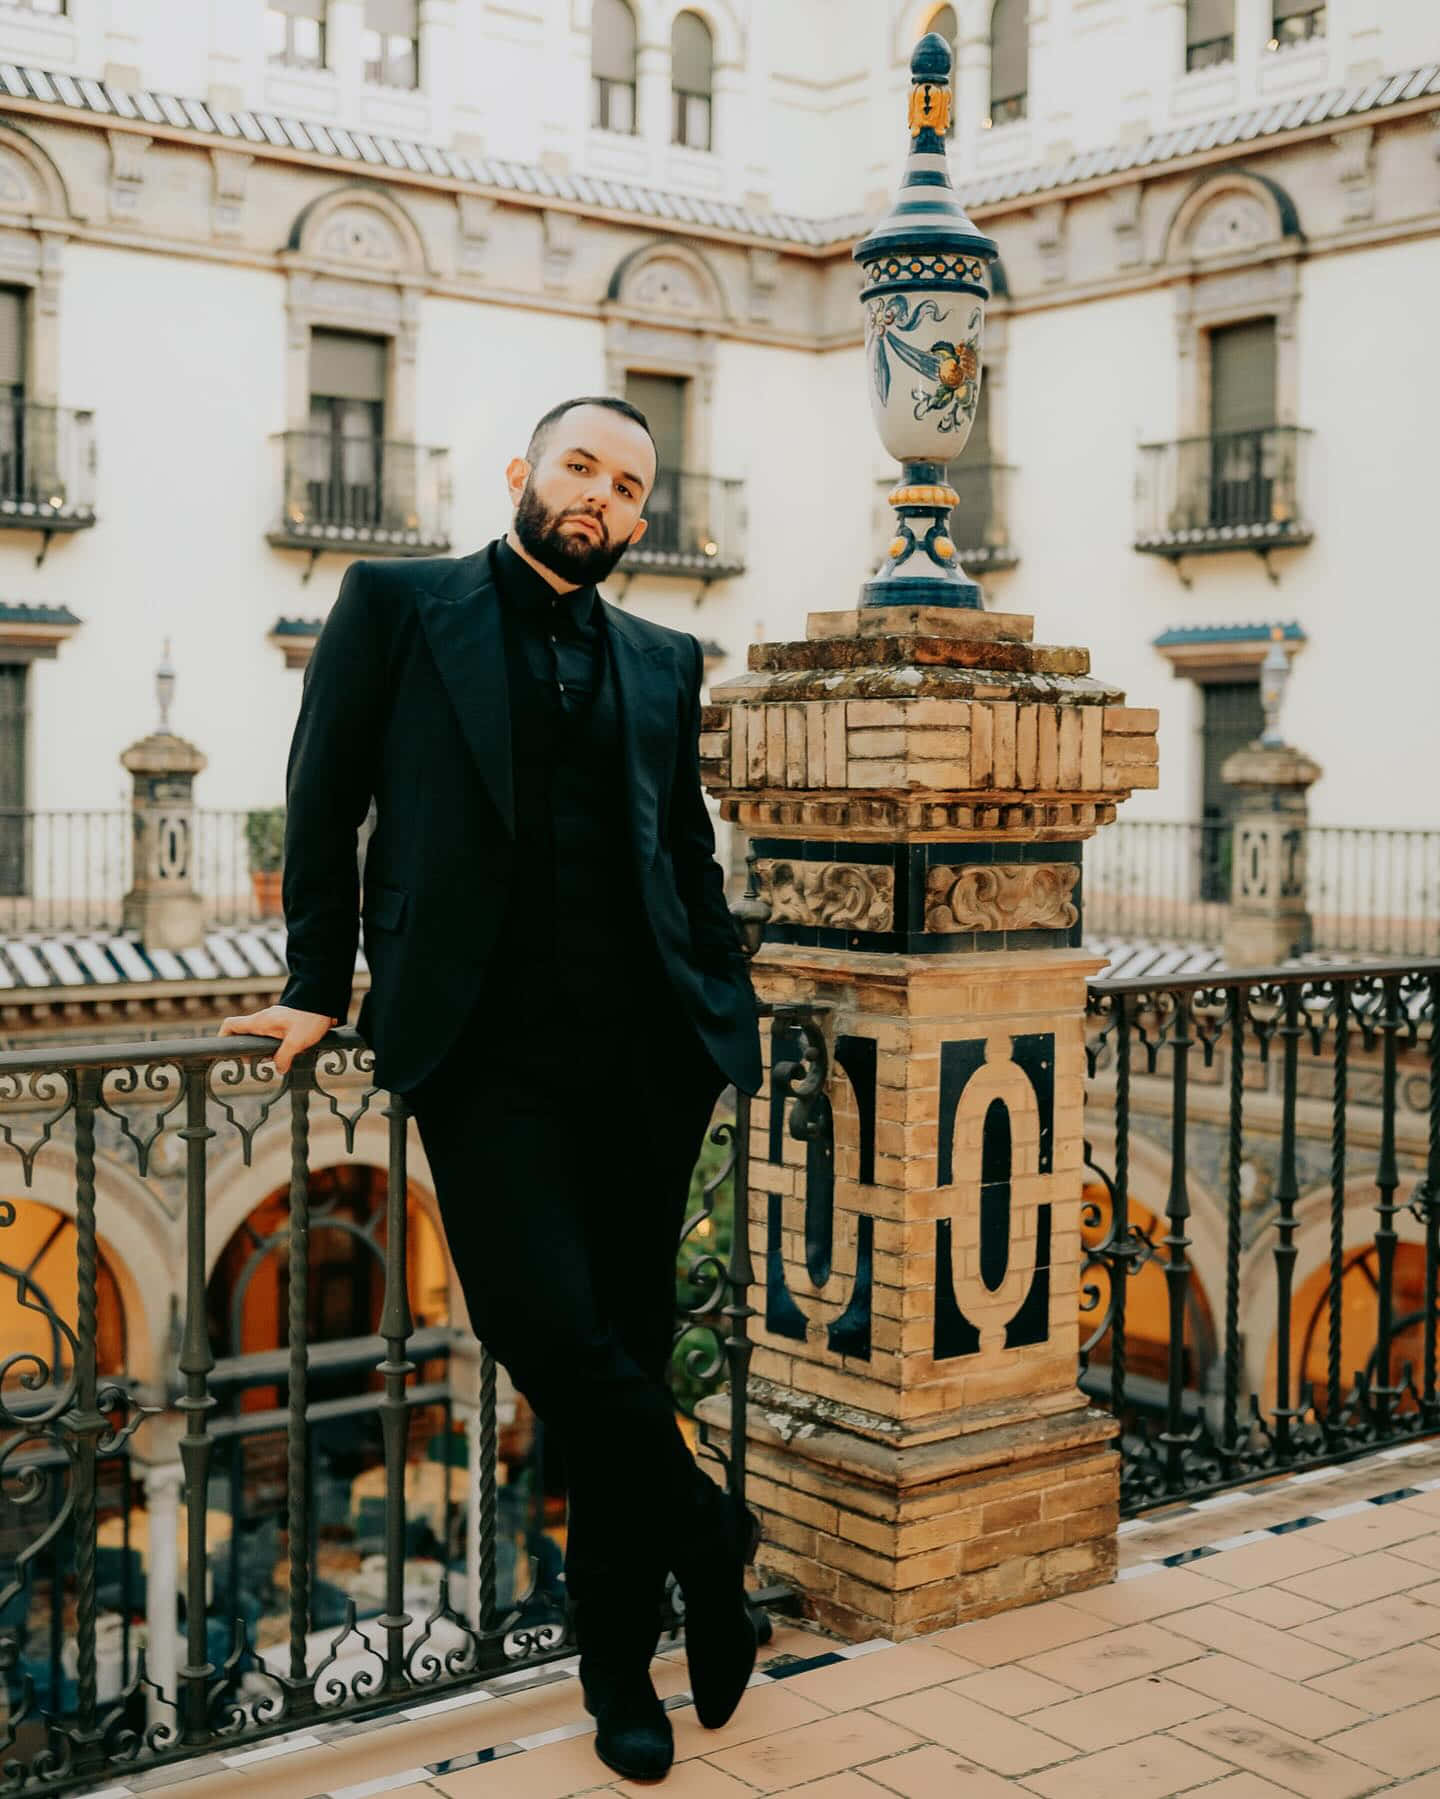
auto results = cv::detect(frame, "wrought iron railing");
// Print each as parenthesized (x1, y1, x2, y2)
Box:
(0, 403, 97, 533)
(1135, 426, 1312, 556)
(874, 464, 1017, 570)
(625, 471, 745, 578)
(1085, 819, 1440, 958)
(268, 434, 452, 557)
(0, 1002, 819, 1793)
(1186, 33, 1234, 69)
(0, 810, 290, 936)
(1083, 962, 1440, 1514)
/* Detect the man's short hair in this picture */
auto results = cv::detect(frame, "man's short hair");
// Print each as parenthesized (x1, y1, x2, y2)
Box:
(526, 395, 655, 466)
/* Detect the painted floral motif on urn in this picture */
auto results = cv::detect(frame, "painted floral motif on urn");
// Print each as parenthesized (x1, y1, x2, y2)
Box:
(856, 33, 1000, 608)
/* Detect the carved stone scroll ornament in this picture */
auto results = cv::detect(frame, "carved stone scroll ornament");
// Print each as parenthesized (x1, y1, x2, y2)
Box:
(756, 860, 895, 932)
(925, 862, 1079, 932)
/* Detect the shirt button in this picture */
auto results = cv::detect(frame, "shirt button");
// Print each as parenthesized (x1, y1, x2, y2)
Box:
(558, 681, 566, 692)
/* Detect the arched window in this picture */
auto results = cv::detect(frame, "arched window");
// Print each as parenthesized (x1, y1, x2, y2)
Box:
(672, 11, 714, 150)
(1186, 0, 1234, 69)
(927, 4, 958, 137)
(988, 0, 1028, 127)
(592, 0, 638, 135)
(1270, 0, 1325, 49)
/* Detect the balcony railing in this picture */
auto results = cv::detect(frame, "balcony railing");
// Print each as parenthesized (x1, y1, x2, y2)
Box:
(0, 1002, 818, 1793)
(1084, 820, 1440, 958)
(0, 403, 97, 537)
(874, 463, 1018, 571)
(625, 470, 745, 579)
(1084, 960, 1439, 1513)
(1135, 426, 1312, 558)
(0, 809, 288, 937)
(268, 434, 452, 559)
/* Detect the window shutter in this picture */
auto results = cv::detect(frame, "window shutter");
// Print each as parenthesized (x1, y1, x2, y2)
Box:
(989, 0, 1029, 108)
(274, 0, 326, 18)
(1273, 0, 1320, 18)
(592, 0, 637, 82)
(1186, 0, 1233, 45)
(365, 0, 417, 34)
(1210, 320, 1277, 435)
(310, 330, 387, 403)
(671, 11, 713, 94)
(624, 372, 686, 473)
(0, 289, 26, 389)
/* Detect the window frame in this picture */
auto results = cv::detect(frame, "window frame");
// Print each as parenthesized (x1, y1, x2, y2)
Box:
(987, 0, 1029, 129)
(265, 5, 328, 74)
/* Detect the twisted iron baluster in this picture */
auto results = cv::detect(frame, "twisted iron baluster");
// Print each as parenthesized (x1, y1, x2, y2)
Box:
(1271, 981, 1303, 1461)
(1327, 980, 1349, 1437)
(477, 1345, 498, 1632)
(1110, 995, 1132, 1430)
(1424, 975, 1440, 1425)
(378, 1088, 413, 1694)
(286, 1056, 315, 1696)
(176, 1062, 216, 1743)
(69, 1066, 105, 1776)
(1221, 985, 1243, 1461)
(1372, 975, 1402, 1429)
(723, 1085, 756, 1510)
(1160, 991, 1194, 1497)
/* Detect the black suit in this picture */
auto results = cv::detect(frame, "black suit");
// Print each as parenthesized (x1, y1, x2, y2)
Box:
(279, 539, 761, 1100)
(280, 538, 761, 1644)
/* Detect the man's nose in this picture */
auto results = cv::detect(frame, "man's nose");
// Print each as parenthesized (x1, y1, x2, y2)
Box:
(580, 476, 610, 509)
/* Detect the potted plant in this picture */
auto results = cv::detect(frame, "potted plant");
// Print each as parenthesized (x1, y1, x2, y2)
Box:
(244, 807, 286, 917)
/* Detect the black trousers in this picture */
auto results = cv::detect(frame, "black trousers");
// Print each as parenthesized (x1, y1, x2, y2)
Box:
(409, 978, 728, 1622)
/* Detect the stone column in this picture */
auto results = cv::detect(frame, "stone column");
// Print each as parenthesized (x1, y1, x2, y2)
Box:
(142, 1461, 184, 1724)
(699, 605, 1157, 1639)
(120, 644, 209, 953)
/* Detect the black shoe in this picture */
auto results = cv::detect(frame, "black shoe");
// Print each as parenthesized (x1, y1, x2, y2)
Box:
(581, 1669, 675, 1782)
(680, 1491, 762, 1731)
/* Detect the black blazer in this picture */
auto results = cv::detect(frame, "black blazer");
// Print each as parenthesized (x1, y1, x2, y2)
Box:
(279, 541, 762, 1098)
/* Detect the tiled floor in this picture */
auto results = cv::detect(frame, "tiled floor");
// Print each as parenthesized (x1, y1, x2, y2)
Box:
(87, 1440, 1440, 1799)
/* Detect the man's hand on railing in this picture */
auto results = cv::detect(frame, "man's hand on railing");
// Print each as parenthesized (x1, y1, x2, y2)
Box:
(217, 1005, 337, 1075)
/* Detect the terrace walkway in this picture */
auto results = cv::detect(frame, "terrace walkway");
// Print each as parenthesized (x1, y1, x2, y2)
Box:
(86, 1439, 1440, 1799)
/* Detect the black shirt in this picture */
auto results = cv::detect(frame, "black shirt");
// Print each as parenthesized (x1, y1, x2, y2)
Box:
(485, 539, 666, 1027)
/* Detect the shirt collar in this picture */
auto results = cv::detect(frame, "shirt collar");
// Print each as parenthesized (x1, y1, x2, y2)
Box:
(495, 537, 597, 632)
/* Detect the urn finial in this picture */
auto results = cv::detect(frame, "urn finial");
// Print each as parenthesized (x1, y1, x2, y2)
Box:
(855, 32, 1000, 610)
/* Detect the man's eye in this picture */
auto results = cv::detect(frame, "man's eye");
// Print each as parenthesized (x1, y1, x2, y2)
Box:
(569, 461, 587, 473)
(618, 485, 633, 499)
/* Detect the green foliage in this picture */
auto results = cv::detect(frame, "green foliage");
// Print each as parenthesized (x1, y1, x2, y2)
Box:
(670, 1116, 738, 1417)
(245, 807, 287, 873)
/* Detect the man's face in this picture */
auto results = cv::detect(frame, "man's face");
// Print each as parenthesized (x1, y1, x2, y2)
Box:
(507, 403, 654, 585)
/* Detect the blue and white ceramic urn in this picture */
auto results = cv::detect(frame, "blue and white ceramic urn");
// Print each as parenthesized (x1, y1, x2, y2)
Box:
(856, 32, 1000, 608)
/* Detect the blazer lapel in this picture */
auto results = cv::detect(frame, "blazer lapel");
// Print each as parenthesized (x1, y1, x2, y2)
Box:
(415, 545, 515, 838)
(603, 599, 671, 870)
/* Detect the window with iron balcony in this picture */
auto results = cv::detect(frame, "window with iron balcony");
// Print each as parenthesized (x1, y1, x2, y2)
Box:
(1269, 0, 1325, 49)
(1185, 0, 1234, 71)
(363, 0, 419, 89)
(265, 0, 326, 72)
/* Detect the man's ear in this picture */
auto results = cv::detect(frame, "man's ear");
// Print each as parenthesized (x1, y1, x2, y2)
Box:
(627, 516, 649, 546)
(505, 456, 530, 506)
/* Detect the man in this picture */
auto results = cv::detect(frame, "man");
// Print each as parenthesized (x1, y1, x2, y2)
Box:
(220, 397, 764, 1783)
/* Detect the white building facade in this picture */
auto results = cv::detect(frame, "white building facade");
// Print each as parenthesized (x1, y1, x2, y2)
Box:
(0, 0, 1432, 869)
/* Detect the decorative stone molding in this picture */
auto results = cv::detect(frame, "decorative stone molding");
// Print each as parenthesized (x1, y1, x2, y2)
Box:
(0, 601, 81, 661)
(1332, 125, 1376, 223)
(287, 185, 430, 277)
(209, 148, 252, 240)
(1032, 199, 1067, 285)
(1107, 181, 1142, 270)
(924, 861, 1080, 932)
(1165, 169, 1298, 267)
(541, 207, 576, 292)
(107, 129, 150, 221)
(746, 246, 780, 324)
(756, 859, 895, 932)
(456, 193, 495, 275)
(608, 239, 731, 323)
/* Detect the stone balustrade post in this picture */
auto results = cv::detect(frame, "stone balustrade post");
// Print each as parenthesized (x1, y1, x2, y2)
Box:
(119, 644, 209, 952)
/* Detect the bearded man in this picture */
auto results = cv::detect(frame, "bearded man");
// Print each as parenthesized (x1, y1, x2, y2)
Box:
(220, 396, 764, 1784)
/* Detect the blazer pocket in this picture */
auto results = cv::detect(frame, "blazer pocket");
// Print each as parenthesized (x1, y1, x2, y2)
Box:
(366, 885, 409, 932)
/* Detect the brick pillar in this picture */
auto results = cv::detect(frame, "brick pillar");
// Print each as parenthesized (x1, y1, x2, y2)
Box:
(697, 601, 1158, 1639)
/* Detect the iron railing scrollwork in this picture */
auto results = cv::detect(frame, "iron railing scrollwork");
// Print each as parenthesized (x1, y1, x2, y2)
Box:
(1084, 960, 1440, 1513)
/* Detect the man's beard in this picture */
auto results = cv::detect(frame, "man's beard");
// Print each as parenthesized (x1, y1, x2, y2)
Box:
(513, 481, 633, 585)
